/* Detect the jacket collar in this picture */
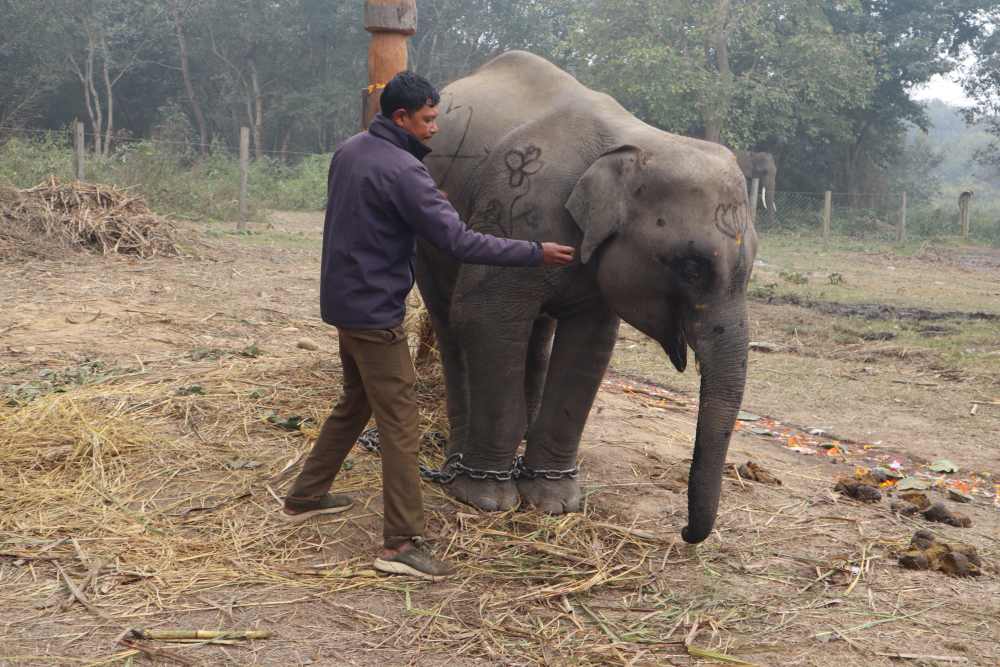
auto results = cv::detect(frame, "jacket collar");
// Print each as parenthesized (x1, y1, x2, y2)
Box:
(369, 113, 432, 162)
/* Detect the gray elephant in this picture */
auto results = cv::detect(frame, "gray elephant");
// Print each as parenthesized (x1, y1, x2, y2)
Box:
(735, 150, 777, 223)
(417, 51, 757, 544)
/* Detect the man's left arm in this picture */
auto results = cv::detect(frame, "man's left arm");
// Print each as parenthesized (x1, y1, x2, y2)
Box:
(391, 164, 543, 267)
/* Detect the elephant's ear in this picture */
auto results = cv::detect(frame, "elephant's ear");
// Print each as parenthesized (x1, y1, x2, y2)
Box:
(566, 146, 641, 264)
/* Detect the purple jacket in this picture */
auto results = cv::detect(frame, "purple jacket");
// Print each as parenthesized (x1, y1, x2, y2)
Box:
(320, 114, 542, 329)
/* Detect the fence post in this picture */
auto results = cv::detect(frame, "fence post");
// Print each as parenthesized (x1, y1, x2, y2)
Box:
(897, 191, 907, 243)
(74, 120, 86, 181)
(822, 191, 832, 240)
(959, 191, 972, 239)
(748, 177, 760, 225)
(239, 126, 249, 232)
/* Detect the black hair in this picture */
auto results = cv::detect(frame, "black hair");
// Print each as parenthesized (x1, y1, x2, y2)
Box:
(380, 71, 440, 117)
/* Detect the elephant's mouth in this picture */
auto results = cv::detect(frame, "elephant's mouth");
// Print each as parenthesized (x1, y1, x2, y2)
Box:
(662, 316, 687, 373)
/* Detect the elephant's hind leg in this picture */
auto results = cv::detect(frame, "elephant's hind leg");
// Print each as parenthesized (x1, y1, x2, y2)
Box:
(519, 303, 619, 514)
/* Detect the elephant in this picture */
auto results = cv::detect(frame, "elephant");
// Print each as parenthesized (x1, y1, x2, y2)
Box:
(417, 51, 757, 544)
(734, 150, 777, 223)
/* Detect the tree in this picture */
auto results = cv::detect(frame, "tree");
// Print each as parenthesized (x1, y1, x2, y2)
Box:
(962, 22, 1000, 173)
(823, 0, 997, 194)
(166, 0, 209, 154)
(554, 0, 874, 154)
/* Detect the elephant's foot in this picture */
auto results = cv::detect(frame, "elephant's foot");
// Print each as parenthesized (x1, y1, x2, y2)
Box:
(444, 476, 518, 512)
(516, 477, 581, 514)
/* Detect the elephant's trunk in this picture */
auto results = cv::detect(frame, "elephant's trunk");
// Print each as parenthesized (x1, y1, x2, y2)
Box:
(681, 305, 750, 544)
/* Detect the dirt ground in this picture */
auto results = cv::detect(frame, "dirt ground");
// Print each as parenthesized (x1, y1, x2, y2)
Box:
(1, 212, 999, 666)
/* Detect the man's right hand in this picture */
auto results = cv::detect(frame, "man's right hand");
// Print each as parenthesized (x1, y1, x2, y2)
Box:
(541, 242, 575, 266)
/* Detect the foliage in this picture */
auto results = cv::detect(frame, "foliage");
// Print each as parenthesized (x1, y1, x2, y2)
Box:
(0, 134, 329, 221)
(556, 0, 874, 149)
(1, 0, 999, 223)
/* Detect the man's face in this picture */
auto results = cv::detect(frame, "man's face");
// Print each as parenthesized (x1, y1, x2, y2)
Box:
(392, 101, 439, 143)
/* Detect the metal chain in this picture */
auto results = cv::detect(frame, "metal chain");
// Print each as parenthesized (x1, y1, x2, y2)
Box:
(356, 427, 381, 453)
(419, 453, 518, 484)
(354, 427, 577, 484)
(355, 426, 447, 455)
(513, 455, 579, 481)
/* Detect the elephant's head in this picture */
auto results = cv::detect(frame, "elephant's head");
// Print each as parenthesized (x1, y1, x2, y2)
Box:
(753, 152, 777, 214)
(567, 143, 757, 544)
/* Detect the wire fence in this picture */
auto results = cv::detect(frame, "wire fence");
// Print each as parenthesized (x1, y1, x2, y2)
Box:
(754, 190, 915, 241)
(0, 123, 333, 160)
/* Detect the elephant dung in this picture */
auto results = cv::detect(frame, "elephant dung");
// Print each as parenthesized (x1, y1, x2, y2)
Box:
(731, 461, 782, 486)
(898, 530, 981, 577)
(834, 478, 882, 503)
(922, 502, 972, 528)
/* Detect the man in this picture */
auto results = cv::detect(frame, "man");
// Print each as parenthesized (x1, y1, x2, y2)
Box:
(281, 71, 575, 580)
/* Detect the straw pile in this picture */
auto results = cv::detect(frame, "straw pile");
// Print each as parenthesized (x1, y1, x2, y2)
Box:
(0, 178, 179, 259)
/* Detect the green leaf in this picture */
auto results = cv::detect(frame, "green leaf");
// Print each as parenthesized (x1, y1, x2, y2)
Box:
(896, 476, 931, 491)
(929, 459, 958, 474)
(267, 414, 310, 431)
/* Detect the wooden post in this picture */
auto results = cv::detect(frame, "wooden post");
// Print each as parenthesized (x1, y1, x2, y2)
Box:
(959, 191, 972, 239)
(748, 177, 760, 225)
(239, 126, 249, 232)
(362, 0, 417, 130)
(897, 191, 907, 243)
(74, 120, 86, 181)
(822, 191, 832, 240)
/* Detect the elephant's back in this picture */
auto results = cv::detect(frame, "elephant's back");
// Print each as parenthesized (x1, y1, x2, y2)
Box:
(427, 51, 593, 188)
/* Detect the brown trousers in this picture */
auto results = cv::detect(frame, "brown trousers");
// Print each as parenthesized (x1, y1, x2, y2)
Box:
(285, 326, 423, 548)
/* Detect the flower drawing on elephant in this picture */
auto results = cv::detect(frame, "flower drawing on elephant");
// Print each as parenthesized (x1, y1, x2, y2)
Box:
(473, 198, 506, 235)
(505, 145, 544, 188)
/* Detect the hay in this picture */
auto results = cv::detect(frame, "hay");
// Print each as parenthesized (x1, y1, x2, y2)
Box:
(0, 177, 179, 259)
(0, 350, 673, 664)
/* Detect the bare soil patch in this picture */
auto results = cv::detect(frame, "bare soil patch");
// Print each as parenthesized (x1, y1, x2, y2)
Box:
(753, 294, 1000, 322)
(1, 213, 998, 666)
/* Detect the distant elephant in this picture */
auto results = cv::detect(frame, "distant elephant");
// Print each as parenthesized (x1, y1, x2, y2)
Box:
(418, 51, 757, 544)
(735, 151, 777, 222)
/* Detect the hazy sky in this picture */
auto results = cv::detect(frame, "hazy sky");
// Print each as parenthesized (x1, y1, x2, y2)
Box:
(912, 73, 974, 106)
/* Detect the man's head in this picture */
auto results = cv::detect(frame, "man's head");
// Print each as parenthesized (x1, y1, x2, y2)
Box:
(380, 71, 441, 142)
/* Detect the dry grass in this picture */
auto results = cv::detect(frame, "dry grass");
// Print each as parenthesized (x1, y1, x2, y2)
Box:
(2, 212, 999, 665)
(3, 349, 998, 665)
(0, 178, 179, 259)
(0, 353, 681, 665)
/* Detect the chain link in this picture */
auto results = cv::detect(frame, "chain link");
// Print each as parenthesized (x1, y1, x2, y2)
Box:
(513, 455, 579, 481)
(354, 427, 578, 484)
(355, 426, 447, 455)
(356, 427, 381, 453)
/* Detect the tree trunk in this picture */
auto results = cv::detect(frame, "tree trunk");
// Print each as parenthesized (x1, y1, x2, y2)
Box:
(167, 0, 209, 154)
(101, 34, 114, 157)
(702, 0, 732, 144)
(87, 31, 104, 157)
(69, 51, 98, 157)
(279, 127, 292, 163)
(248, 57, 264, 161)
(72, 26, 105, 157)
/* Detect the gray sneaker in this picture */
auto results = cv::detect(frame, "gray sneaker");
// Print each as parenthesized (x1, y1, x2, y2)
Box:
(280, 493, 353, 523)
(373, 538, 455, 581)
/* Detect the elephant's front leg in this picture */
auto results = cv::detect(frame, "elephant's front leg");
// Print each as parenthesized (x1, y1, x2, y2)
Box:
(447, 315, 535, 511)
(519, 303, 619, 514)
